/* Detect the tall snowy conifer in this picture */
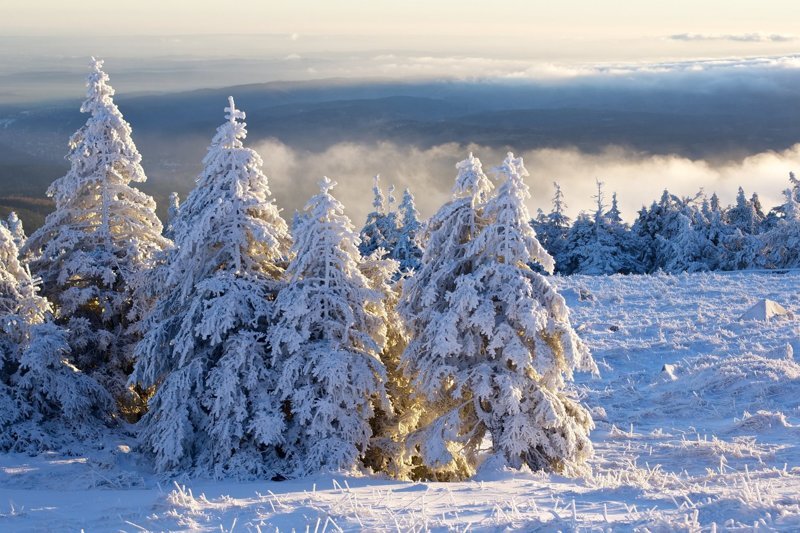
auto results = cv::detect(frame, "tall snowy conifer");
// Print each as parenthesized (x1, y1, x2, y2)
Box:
(400, 152, 595, 477)
(0, 225, 110, 452)
(759, 185, 800, 268)
(358, 248, 426, 478)
(269, 177, 390, 476)
(390, 188, 424, 275)
(21, 58, 169, 418)
(359, 175, 398, 257)
(726, 186, 762, 235)
(562, 182, 640, 274)
(533, 182, 572, 273)
(131, 97, 291, 477)
(606, 192, 623, 225)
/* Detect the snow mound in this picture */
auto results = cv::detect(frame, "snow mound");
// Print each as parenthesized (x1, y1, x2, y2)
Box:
(740, 299, 793, 322)
(654, 353, 800, 421)
(472, 454, 536, 482)
(729, 410, 796, 435)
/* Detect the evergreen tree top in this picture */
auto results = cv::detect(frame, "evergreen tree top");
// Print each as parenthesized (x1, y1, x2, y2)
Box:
(398, 188, 421, 230)
(607, 192, 623, 225)
(593, 179, 606, 225)
(211, 96, 248, 151)
(552, 182, 567, 213)
(547, 182, 571, 228)
(82, 57, 116, 114)
(454, 152, 493, 204)
(482, 152, 555, 273)
(371, 174, 385, 212)
(46, 57, 151, 209)
(166, 96, 289, 294)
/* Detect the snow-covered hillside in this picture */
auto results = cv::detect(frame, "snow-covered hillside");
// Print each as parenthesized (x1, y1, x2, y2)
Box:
(2, 271, 799, 531)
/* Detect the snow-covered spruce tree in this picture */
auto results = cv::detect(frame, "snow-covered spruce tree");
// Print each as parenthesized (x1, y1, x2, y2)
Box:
(726, 186, 763, 235)
(630, 190, 709, 273)
(359, 175, 398, 258)
(390, 187, 424, 276)
(358, 248, 427, 478)
(561, 182, 640, 275)
(400, 152, 596, 478)
(130, 97, 291, 477)
(269, 177, 390, 476)
(0, 224, 110, 453)
(658, 210, 712, 273)
(533, 182, 572, 273)
(575, 181, 627, 275)
(397, 152, 493, 479)
(21, 58, 169, 419)
(697, 194, 732, 271)
(710, 192, 722, 212)
(653, 192, 715, 273)
(558, 214, 594, 275)
(606, 192, 646, 274)
(758, 187, 800, 269)
(763, 173, 800, 231)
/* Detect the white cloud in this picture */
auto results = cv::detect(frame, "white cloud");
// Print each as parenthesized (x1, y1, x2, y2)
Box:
(669, 33, 796, 43)
(256, 140, 800, 225)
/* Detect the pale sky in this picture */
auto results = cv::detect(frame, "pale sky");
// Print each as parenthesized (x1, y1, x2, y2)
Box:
(1, 1, 799, 226)
(3, 0, 800, 42)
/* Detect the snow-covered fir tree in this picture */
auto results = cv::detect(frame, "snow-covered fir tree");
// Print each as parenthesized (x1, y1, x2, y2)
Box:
(0, 224, 110, 453)
(585, 181, 628, 274)
(561, 182, 641, 275)
(558, 214, 595, 274)
(697, 194, 732, 270)
(790, 171, 800, 201)
(359, 175, 386, 257)
(606, 192, 623, 225)
(396, 152, 494, 478)
(359, 175, 399, 258)
(659, 210, 712, 273)
(751, 193, 765, 224)
(130, 97, 291, 477)
(653, 192, 714, 273)
(400, 152, 595, 477)
(710, 192, 722, 212)
(21, 58, 169, 419)
(533, 182, 572, 273)
(390, 188, 424, 275)
(358, 248, 427, 478)
(758, 185, 800, 269)
(726, 186, 763, 235)
(269, 177, 390, 476)
(629, 190, 707, 273)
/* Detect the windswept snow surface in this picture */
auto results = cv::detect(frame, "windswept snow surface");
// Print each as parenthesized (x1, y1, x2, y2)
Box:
(2, 271, 800, 531)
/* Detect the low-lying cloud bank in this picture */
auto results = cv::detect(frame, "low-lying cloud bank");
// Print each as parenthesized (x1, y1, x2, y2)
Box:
(669, 33, 796, 43)
(257, 139, 800, 225)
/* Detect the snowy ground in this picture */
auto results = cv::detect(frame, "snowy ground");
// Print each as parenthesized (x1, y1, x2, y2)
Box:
(2, 271, 800, 531)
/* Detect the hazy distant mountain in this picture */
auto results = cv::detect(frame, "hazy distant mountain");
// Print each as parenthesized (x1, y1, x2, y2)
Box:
(1, 77, 799, 229)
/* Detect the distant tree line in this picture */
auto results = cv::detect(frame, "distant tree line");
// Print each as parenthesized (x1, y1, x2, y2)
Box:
(528, 177, 800, 275)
